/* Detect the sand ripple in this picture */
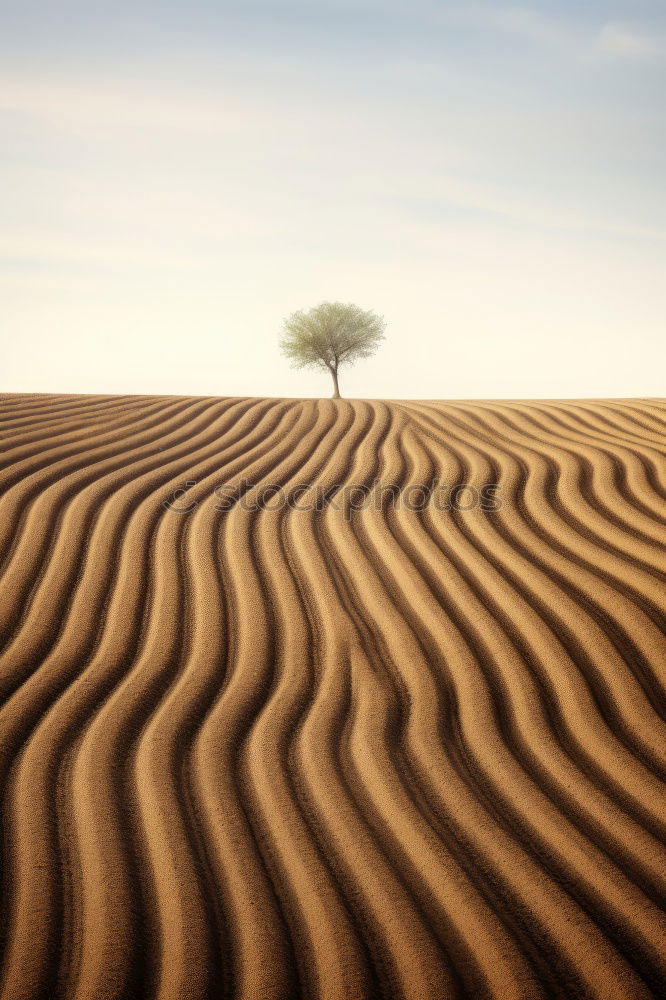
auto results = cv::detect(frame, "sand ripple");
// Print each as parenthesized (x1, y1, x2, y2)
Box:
(0, 394, 664, 999)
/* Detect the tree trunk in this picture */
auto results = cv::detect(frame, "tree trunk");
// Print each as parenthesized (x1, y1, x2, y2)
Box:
(331, 367, 341, 399)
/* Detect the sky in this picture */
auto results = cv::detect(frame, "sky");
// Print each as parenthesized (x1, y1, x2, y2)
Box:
(1, 0, 665, 399)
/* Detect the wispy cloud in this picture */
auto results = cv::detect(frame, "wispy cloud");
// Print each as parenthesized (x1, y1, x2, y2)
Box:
(0, 73, 249, 134)
(445, 4, 573, 50)
(448, 5, 665, 62)
(596, 23, 666, 59)
(481, 6, 572, 48)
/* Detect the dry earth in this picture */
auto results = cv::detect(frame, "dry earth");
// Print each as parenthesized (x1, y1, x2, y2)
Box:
(0, 394, 664, 1000)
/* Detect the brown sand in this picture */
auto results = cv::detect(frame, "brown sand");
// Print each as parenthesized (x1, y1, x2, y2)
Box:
(0, 394, 664, 1000)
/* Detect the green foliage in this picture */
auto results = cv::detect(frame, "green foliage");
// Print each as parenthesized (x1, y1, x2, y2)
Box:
(280, 301, 385, 375)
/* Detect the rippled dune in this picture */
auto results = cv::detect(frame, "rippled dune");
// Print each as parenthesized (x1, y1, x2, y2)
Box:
(0, 393, 664, 1000)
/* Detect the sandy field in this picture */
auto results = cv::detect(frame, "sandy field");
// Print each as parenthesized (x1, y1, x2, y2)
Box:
(0, 393, 664, 1000)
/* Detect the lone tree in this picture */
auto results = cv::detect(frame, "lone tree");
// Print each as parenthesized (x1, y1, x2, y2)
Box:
(280, 301, 385, 399)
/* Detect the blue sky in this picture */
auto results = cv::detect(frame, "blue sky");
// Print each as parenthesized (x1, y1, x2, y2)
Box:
(2, 1, 665, 397)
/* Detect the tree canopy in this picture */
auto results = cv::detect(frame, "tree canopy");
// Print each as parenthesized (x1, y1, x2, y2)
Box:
(280, 301, 385, 398)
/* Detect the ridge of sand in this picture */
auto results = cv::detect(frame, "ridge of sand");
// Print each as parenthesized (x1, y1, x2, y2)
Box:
(0, 395, 664, 1000)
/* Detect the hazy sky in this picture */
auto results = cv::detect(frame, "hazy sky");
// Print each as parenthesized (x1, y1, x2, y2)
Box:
(2, 0, 665, 398)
